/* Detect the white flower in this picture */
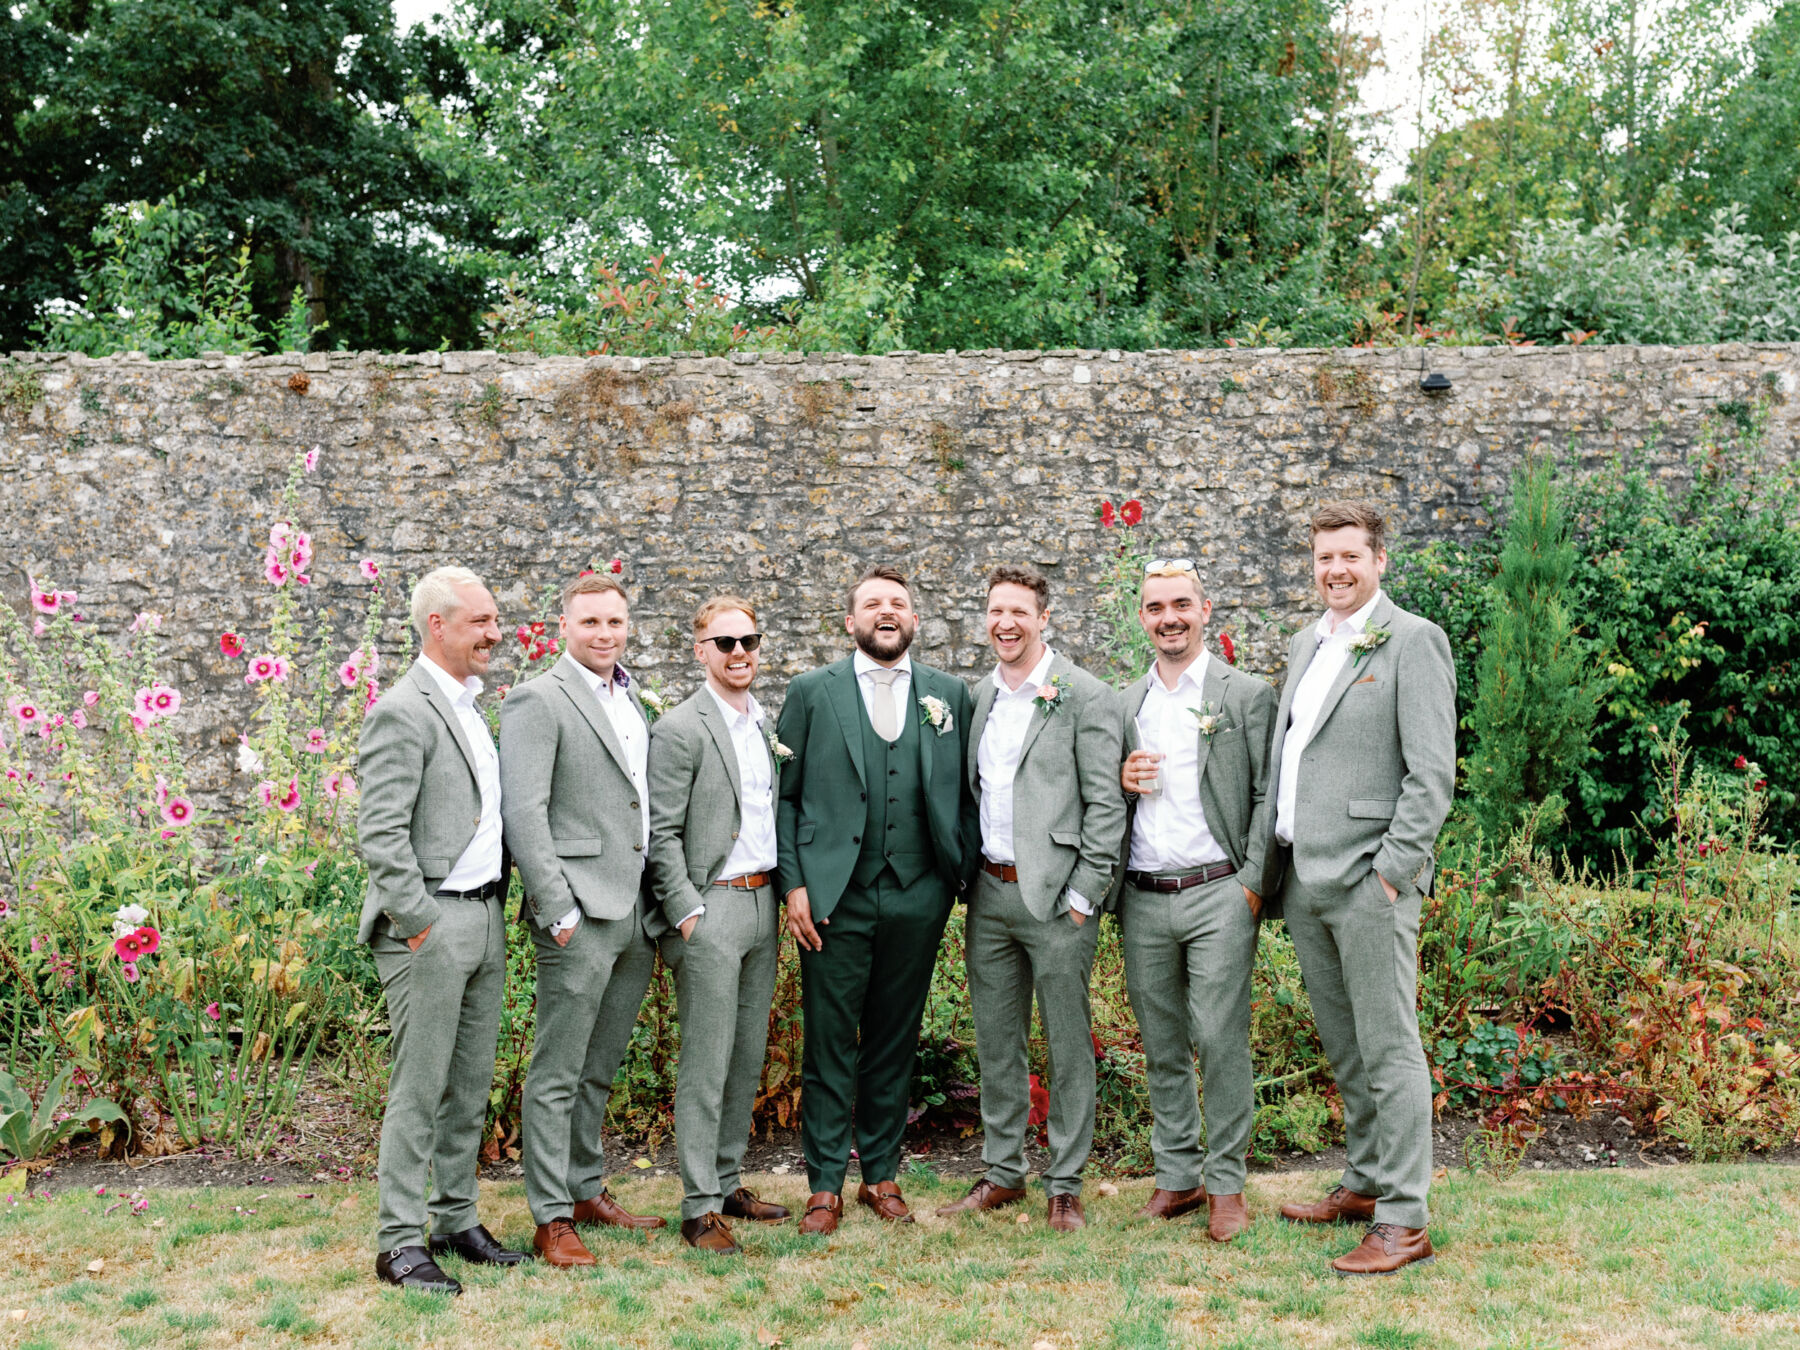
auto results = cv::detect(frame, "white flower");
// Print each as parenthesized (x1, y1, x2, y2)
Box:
(918, 695, 954, 735)
(1187, 702, 1228, 738)
(112, 902, 150, 938)
(236, 740, 264, 775)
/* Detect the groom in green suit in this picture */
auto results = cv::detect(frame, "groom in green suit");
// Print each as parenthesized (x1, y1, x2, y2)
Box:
(775, 564, 976, 1235)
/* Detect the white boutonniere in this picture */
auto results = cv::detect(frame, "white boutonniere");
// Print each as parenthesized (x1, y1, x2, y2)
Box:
(918, 694, 954, 735)
(1187, 701, 1229, 738)
(1033, 674, 1072, 716)
(636, 685, 667, 723)
(765, 726, 794, 767)
(1348, 626, 1392, 669)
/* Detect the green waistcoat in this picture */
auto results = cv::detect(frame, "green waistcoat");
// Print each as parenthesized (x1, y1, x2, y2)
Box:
(852, 700, 937, 888)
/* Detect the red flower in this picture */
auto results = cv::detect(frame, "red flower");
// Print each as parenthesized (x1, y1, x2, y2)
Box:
(1733, 754, 1749, 770)
(1027, 1073, 1050, 1128)
(1756, 778, 1767, 790)
(219, 632, 244, 658)
(113, 926, 160, 962)
(1090, 1031, 1106, 1059)
(1100, 501, 1116, 528)
(516, 624, 532, 647)
(580, 569, 595, 577)
(544, 640, 560, 656)
(1219, 632, 1237, 665)
(609, 558, 624, 574)
(1120, 499, 1143, 527)
(530, 621, 546, 636)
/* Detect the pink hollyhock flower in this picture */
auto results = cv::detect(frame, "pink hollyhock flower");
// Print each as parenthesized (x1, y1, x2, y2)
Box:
(363, 680, 379, 713)
(130, 713, 150, 732)
(304, 860, 320, 877)
(134, 687, 158, 719)
(323, 770, 358, 799)
(10, 699, 42, 729)
(289, 532, 314, 570)
(70, 708, 87, 729)
(358, 558, 380, 581)
(268, 656, 290, 683)
(150, 686, 180, 717)
(245, 654, 278, 684)
(302, 727, 328, 754)
(114, 926, 160, 961)
(83, 690, 99, 706)
(257, 779, 278, 809)
(161, 796, 195, 827)
(220, 632, 244, 658)
(609, 558, 623, 574)
(270, 521, 293, 549)
(32, 619, 45, 637)
(304, 445, 321, 472)
(120, 961, 140, 983)
(264, 552, 290, 587)
(276, 777, 301, 812)
(127, 611, 162, 633)
(337, 658, 361, 688)
(205, 1002, 221, 1021)
(154, 774, 170, 805)
(28, 581, 59, 614)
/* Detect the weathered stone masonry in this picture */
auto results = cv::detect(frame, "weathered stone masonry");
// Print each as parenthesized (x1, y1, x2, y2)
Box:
(2, 343, 1795, 797)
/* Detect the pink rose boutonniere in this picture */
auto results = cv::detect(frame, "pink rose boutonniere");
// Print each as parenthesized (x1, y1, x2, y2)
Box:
(1033, 674, 1072, 716)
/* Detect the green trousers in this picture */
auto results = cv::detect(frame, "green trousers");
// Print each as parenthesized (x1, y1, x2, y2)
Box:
(521, 906, 657, 1225)
(659, 883, 780, 1221)
(965, 871, 1101, 1197)
(798, 871, 950, 1194)
(1283, 868, 1432, 1229)
(1118, 872, 1259, 1195)
(371, 894, 506, 1253)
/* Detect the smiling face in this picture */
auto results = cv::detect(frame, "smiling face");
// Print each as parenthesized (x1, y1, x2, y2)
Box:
(696, 607, 759, 696)
(429, 583, 501, 682)
(846, 576, 918, 663)
(1312, 524, 1388, 620)
(1138, 573, 1211, 665)
(985, 582, 1048, 674)
(562, 587, 631, 679)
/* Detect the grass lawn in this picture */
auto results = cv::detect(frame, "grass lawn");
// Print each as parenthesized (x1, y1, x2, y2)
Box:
(3, 1165, 1798, 1349)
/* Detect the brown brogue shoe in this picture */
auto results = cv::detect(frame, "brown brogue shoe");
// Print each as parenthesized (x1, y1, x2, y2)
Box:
(1047, 1194, 1086, 1231)
(680, 1212, 741, 1254)
(572, 1189, 667, 1230)
(722, 1187, 790, 1223)
(1138, 1186, 1206, 1220)
(856, 1179, 915, 1223)
(797, 1191, 842, 1236)
(935, 1178, 1028, 1217)
(533, 1218, 597, 1268)
(1279, 1185, 1377, 1225)
(1207, 1192, 1248, 1242)
(1331, 1223, 1434, 1276)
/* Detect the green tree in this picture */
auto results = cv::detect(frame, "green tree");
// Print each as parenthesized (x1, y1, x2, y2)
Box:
(1465, 455, 1601, 841)
(1684, 1, 1800, 239)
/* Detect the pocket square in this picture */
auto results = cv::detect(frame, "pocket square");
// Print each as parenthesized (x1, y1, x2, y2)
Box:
(1353, 674, 1376, 686)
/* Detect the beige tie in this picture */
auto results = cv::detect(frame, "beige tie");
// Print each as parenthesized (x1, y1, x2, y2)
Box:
(868, 668, 901, 742)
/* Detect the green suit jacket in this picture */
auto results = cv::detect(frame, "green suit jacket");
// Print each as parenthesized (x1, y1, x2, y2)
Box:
(774, 655, 976, 922)
(964, 653, 1128, 919)
(355, 659, 506, 944)
(1262, 592, 1457, 904)
(647, 686, 781, 932)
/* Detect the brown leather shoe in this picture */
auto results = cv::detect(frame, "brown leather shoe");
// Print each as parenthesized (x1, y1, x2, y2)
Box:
(572, 1189, 667, 1230)
(1331, 1223, 1434, 1276)
(680, 1212, 740, 1253)
(1207, 1191, 1248, 1242)
(1047, 1194, 1086, 1231)
(1138, 1186, 1206, 1220)
(722, 1187, 790, 1223)
(935, 1178, 1028, 1216)
(533, 1218, 596, 1268)
(856, 1179, 914, 1223)
(797, 1191, 842, 1235)
(1279, 1185, 1377, 1225)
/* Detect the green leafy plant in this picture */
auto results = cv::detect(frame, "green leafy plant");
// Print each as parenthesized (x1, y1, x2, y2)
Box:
(0, 1067, 127, 1163)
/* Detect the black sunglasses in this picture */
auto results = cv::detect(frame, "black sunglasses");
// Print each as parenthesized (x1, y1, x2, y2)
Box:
(702, 633, 764, 654)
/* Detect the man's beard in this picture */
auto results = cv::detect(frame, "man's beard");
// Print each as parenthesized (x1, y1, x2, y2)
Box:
(853, 616, 915, 662)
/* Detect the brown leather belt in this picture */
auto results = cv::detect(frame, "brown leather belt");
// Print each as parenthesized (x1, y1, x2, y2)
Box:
(713, 872, 771, 889)
(1126, 861, 1236, 892)
(981, 861, 1020, 883)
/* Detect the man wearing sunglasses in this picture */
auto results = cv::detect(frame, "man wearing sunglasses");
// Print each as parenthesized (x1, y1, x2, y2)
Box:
(647, 596, 789, 1253)
(499, 572, 667, 1268)
(1114, 558, 1277, 1242)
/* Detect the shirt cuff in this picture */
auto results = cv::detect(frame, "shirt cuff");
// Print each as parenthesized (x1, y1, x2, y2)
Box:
(678, 905, 705, 927)
(1066, 887, 1096, 916)
(552, 907, 582, 935)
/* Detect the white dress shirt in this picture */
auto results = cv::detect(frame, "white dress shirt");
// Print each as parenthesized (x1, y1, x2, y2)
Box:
(1128, 653, 1230, 872)
(552, 662, 651, 935)
(418, 655, 503, 892)
(678, 686, 781, 928)
(976, 647, 1093, 915)
(852, 648, 913, 740)
(1275, 589, 1384, 845)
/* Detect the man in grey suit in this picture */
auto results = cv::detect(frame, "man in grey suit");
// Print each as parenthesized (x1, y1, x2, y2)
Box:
(1265, 501, 1455, 1276)
(500, 573, 667, 1269)
(358, 566, 529, 1294)
(936, 566, 1126, 1232)
(1115, 559, 1277, 1242)
(648, 594, 791, 1254)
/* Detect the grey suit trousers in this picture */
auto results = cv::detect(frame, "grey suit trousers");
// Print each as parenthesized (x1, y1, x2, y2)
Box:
(371, 894, 506, 1252)
(1119, 872, 1259, 1194)
(1283, 868, 1433, 1228)
(966, 870, 1101, 1197)
(521, 905, 657, 1224)
(658, 883, 780, 1220)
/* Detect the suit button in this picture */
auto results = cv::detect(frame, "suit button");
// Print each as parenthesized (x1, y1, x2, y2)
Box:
(889, 768, 897, 775)
(860, 793, 867, 801)
(631, 801, 640, 810)
(633, 843, 643, 852)
(852, 836, 861, 844)
(731, 830, 739, 839)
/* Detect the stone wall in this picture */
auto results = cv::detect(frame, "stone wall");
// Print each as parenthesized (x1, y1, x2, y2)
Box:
(2, 343, 1795, 796)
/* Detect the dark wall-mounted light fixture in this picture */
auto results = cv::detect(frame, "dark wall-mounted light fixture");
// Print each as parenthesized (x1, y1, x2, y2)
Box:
(1419, 372, 1453, 394)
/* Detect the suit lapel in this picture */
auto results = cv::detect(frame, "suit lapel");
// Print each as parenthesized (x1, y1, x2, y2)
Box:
(967, 673, 998, 791)
(410, 661, 480, 781)
(1014, 652, 1063, 769)
(553, 655, 631, 778)
(825, 659, 869, 789)
(697, 693, 744, 809)
(1192, 658, 1227, 787)
(1307, 593, 1395, 741)
(914, 666, 935, 782)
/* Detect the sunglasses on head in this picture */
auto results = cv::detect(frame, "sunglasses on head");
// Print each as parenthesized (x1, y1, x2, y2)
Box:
(1144, 558, 1198, 578)
(702, 633, 764, 654)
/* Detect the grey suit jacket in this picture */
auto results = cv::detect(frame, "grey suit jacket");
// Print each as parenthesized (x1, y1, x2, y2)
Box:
(355, 659, 501, 945)
(648, 687, 781, 932)
(1108, 656, 1280, 906)
(498, 653, 660, 933)
(1263, 592, 1457, 903)
(965, 654, 1128, 920)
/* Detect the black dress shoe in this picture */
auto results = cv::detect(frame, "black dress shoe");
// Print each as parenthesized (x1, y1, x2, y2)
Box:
(376, 1245, 462, 1294)
(429, 1223, 531, 1266)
